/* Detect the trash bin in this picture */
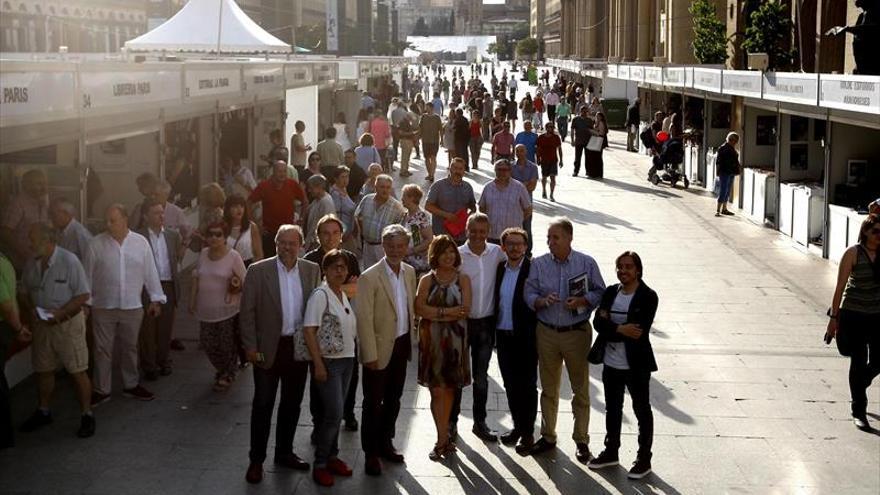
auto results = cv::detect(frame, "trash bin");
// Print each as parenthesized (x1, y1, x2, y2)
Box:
(602, 99, 628, 129)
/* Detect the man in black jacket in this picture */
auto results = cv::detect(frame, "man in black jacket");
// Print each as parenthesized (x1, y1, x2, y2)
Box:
(715, 132, 741, 217)
(453, 108, 471, 169)
(493, 227, 538, 455)
(625, 99, 640, 152)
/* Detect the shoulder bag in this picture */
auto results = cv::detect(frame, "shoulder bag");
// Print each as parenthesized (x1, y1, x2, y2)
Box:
(293, 288, 346, 361)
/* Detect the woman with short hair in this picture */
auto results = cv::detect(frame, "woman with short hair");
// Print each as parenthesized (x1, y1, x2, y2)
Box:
(303, 250, 358, 486)
(400, 184, 433, 276)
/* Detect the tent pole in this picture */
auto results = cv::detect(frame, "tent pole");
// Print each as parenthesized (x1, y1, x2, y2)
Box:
(216, 0, 224, 55)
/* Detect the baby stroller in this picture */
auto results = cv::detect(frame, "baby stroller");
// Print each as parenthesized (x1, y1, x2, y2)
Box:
(647, 132, 689, 189)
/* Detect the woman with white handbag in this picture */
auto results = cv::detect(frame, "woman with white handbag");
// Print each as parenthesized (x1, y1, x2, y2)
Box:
(300, 250, 358, 487)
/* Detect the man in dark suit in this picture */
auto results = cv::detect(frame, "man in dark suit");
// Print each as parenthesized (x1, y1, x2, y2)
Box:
(240, 224, 321, 484)
(493, 227, 538, 455)
(137, 198, 183, 380)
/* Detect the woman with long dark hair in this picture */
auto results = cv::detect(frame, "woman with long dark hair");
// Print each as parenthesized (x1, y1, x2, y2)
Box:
(223, 195, 263, 268)
(827, 214, 880, 431)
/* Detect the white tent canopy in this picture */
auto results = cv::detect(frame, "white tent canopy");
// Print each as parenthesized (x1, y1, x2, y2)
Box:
(125, 0, 291, 53)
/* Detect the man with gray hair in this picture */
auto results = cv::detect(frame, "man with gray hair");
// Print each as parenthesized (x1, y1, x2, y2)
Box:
(49, 198, 93, 262)
(356, 224, 417, 475)
(478, 159, 533, 245)
(240, 224, 321, 484)
(303, 175, 337, 251)
(19, 223, 95, 438)
(354, 175, 406, 269)
(524, 216, 606, 463)
(85, 204, 166, 405)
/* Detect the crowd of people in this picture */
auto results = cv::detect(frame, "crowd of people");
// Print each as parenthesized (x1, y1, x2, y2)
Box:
(1, 62, 877, 492)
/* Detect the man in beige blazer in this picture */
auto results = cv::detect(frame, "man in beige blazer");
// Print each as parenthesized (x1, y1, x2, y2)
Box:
(240, 224, 321, 484)
(356, 224, 417, 476)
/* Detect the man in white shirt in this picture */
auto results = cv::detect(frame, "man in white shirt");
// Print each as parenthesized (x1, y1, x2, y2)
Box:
(355, 224, 417, 476)
(84, 204, 165, 405)
(508, 75, 518, 100)
(239, 225, 321, 484)
(136, 199, 183, 381)
(49, 198, 93, 262)
(451, 213, 506, 442)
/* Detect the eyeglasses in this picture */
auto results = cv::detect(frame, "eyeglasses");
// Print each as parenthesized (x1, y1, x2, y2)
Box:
(206, 230, 225, 238)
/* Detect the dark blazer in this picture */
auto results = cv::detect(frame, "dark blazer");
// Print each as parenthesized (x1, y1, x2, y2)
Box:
(588, 282, 659, 373)
(493, 258, 537, 334)
(138, 227, 182, 306)
(239, 256, 321, 368)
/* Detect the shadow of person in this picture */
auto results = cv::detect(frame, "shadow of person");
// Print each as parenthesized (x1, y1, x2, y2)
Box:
(532, 448, 613, 495)
(446, 444, 506, 494)
(599, 177, 681, 199)
(592, 464, 686, 495)
(650, 378, 694, 425)
(487, 443, 550, 495)
(532, 201, 644, 233)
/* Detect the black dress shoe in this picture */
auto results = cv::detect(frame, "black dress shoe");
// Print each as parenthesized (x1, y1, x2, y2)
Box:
(472, 422, 498, 442)
(515, 435, 535, 455)
(575, 443, 593, 464)
(528, 437, 557, 456)
(381, 445, 405, 463)
(500, 430, 521, 446)
(344, 416, 359, 432)
(77, 414, 96, 438)
(274, 453, 310, 471)
(365, 455, 383, 476)
(19, 410, 52, 432)
(245, 463, 263, 484)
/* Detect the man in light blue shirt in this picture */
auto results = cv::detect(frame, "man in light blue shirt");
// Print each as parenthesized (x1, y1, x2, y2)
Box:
(514, 121, 539, 163)
(523, 216, 605, 464)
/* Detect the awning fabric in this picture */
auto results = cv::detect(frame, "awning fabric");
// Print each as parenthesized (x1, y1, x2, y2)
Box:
(125, 0, 291, 53)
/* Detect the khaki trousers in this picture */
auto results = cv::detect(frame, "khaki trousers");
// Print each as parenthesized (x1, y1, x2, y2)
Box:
(92, 308, 144, 394)
(399, 139, 414, 175)
(536, 321, 592, 444)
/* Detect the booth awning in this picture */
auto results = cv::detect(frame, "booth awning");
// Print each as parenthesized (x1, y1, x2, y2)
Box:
(125, 0, 291, 53)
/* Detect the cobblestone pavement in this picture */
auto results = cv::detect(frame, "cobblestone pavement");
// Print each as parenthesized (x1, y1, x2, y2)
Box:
(1, 67, 878, 494)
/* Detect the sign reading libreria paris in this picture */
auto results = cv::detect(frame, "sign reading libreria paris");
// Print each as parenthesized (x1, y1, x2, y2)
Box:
(80, 70, 181, 110)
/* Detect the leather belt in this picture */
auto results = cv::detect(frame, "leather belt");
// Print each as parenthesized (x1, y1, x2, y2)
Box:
(539, 321, 586, 332)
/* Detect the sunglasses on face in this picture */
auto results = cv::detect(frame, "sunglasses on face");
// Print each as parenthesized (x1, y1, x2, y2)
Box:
(206, 230, 225, 238)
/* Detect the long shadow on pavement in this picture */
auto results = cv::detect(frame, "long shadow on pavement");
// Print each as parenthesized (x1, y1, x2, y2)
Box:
(532, 449, 613, 495)
(533, 200, 643, 232)
(650, 378, 694, 425)
(592, 465, 685, 495)
(598, 177, 681, 199)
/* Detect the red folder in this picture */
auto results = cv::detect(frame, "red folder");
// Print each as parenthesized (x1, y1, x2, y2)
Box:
(443, 208, 469, 238)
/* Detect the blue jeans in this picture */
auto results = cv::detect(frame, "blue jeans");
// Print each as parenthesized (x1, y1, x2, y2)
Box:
(313, 357, 355, 467)
(717, 174, 735, 204)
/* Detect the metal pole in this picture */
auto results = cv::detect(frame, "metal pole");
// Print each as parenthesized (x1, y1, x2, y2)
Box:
(216, 0, 224, 54)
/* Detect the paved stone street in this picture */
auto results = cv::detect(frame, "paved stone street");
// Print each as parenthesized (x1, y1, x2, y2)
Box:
(2, 69, 879, 494)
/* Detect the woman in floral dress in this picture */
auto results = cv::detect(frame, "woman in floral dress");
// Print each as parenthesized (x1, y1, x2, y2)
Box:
(415, 235, 472, 461)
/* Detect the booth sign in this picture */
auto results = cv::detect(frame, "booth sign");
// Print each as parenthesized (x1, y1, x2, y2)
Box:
(693, 68, 722, 92)
(819, 74, 880, 114)
(722, 70, 762, 98)
(0, 71, 76, 122)
(629, 66, 644, 82)
(243, 65, 284, 93)
(81, 69, 181, 109)
(644, 67, 663, 85)
(664, 67, 685, 87)
(762, 72, 819, 106)
(184, 68, 242, 99)
(607, 64, 618, 79)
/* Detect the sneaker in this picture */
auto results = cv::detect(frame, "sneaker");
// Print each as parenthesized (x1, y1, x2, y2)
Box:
(715, 212, 721, 217)
(327, 458, 352, 476)
(312, 467, 334, 487)
(123, 385, 155, 401)
(90, 392, 111, 408)
(627, 458, 652, 479)
(853, 415, 871, 431)
(19, 410, 52, 432)
(575, 442, 593, 464)
(587, 450, 619, 469)
(77, 414, 96, 438)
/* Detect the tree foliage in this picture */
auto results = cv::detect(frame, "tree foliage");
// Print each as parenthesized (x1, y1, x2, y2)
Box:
(690, 0, 727, 64)
(741, 0, 797, 70)
(516, 37, 539, 59)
